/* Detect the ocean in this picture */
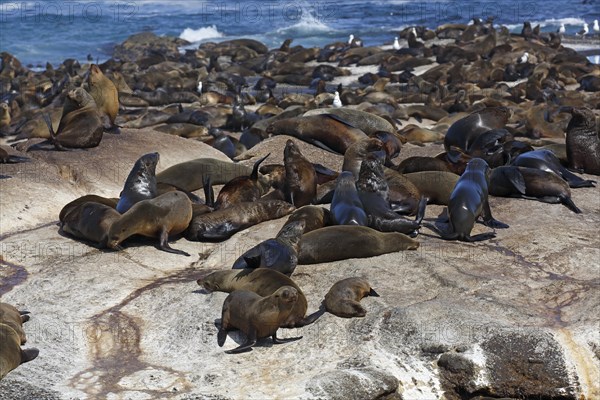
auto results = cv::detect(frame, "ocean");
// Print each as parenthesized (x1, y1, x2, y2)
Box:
(1, 0, 599, 67)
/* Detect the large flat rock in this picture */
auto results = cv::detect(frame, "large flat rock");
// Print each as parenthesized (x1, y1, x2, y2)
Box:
(1, 133, 599, 399)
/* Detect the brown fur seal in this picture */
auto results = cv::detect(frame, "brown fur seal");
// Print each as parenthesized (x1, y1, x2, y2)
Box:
(0, 103, 10, 132)
(298, 226, 419, 264)
(404, 171, 459, 205)
(444, 107, 511, 152)
(217, 286, 302, 354)
(357, 156, 425, 234)
(370, 131, 402, 165)
(267, 114, 367, 154)
(108, 191, 192, 256)
(430, 158, 508, 242)
(186, 200, 295, 241)
(284, 139, 317, 207)
(303, 108, 396, 135)
(489, 166, 581, 213)
(512, 149, 596, 188)
(197, 268, 317, 328)
(342, 137, 386, 178)
(0, 324, 39, 380)
(214, 153, 270, 209)
(116, 152, 159, 213)
(42, 88, 103, 150)
(566, 108, 600, 176)
(61, 202, 122, 246)
(281, 205, 331, 234)
(324, 278, 379, 318)
(59, 195, 119, 222)
(88, 64, 119, 130)
(231, 220, 305, 275)
(331, 171, 367, 226)
(395, 156, 452, 174)
(0, 303, 30, 344)
(157, 158, 256, 192)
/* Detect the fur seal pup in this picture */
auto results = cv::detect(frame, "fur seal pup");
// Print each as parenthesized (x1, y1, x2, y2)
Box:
(217, 286, 302, 354)
(231, 220, 305, 275)
(512, 149, 596, 188)
(357, 156, 425, 235)
(186, 200, 295, 241)
(157, 158, 256, 192)
(43, 88, 104, 150)
(565, 108, 600, 176)
(61, 201, 122, 246)
(116, 152, 159, 213)
(266, 114, 367, 154)
(0, 303, 30, 344)
(331, 171, 367, 225)
(281, 205, 332, 234)
(214, 153, 270, 209)
(324, 278, 379, 318)
(432, 158, 508, 242)
(0, 324, 39, 380)
(403, 171, 459, 205)
(0, 145, 29, 163)
(489, 166, 581, 213)
(298, 226, 419, 264)
(108, 191, 192, 256)
(197, 268, 318, 329)
(284, 139, 317, 207)
(88, 64, 119, 131)
(444, 107, 511, 152)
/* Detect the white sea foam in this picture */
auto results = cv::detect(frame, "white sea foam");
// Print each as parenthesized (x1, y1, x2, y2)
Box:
(503, 17, 587, 31)
(179, 25, 224, 42)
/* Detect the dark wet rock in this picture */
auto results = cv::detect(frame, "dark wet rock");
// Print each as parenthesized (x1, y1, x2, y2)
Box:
(113, 32, 190, 64)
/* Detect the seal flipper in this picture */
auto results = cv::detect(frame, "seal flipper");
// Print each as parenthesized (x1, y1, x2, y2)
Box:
(251, 153, 271, 180)
(42, 113, 68, 151)
(414, 195, 427, 224)
(203, 175, 214, 207)
(21, 348, 40, 364)
(233, 244, 262, 269)
(368, 288, 380, 297)
(272, 331, 302, 344)
(502, 167, 527, 195)
(226, 328, 257, 354)
(294, 306, 326, 327)
(20, 314, 30, 323)
(481, 200, 509, 229)
(558, 166, 596, 188)
(158, 228, 190, 256)
(217, 328, 228, 347)
(559, 195, 582, 214)
(465, 232, 496, 242)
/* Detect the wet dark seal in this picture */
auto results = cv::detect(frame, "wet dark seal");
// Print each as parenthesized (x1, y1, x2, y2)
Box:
(116, 152, 159, 213)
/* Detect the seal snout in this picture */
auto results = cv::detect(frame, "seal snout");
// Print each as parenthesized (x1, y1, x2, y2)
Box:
(279, 286, 298, 303)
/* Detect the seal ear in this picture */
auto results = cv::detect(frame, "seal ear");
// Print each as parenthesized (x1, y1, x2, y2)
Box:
(503, 167, 526, 195)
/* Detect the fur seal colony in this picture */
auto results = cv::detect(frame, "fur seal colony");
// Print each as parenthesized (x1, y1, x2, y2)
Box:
(0, 18, 599, 397)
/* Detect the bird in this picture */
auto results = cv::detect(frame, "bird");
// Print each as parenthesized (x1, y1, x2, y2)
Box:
(393, 37, 401, 50)
(196, 80, 203, 94)
(593, 20, 599, 34)
(557, 23, 566, 35)
(348, 34, 354, 44)
(576, 23, 589, 36)
(518, 52, 529, 64)
(332, 91, 342, 108)
(411, 27, 418, 38)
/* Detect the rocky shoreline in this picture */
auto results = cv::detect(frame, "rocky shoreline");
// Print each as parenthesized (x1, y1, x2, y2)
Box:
(1, 20, 599, 399)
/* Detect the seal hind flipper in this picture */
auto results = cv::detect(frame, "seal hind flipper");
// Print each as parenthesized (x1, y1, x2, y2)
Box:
(414, 195, 427, 224)
(20, 314, 30, 323)
(320, 113, 358, 130)
(226, 329, 257, 354)
(368, 288, 380, 297)
(42, 112, 68, 151)
(481, 200, 509, 229)
(217, 328, 228, 347)
(203, 175, 215, 207)
(294, 306, 326, 328)
(272, 332, 302, 344)
(251, 153, 271, 180)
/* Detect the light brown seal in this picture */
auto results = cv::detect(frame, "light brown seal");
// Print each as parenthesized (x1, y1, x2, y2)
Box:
(324, 277, 379, 318)
(284, 139, 317, 207)
(298, 226, 419, 264)
(0, 324, 39, 380)
(217, 286, 302, 354)
(108, 191, 193, 256)
(88, 64, 119, 130)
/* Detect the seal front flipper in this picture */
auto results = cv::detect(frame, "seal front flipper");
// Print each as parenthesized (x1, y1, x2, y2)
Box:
(42, 113, 68, 151)
(559, 195, 582, 214)
(272, 332, 302, 344)
(226, 329, 257, 354)
(481, 200, 509, 229)
(203, 175, 215, 207)
(158, 228, 190, 256)
(21, 348, 40, 363)
(217, 327, 228, 347)
(502, 167, 527, 195)
(232, 244, 262, 269)
(294, 307, 326, 327)
(368, 288, 380, 297)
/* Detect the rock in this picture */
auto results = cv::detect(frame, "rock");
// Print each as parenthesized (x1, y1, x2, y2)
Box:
(306, 367, 399, 399)
(113, 32, 190, 64)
